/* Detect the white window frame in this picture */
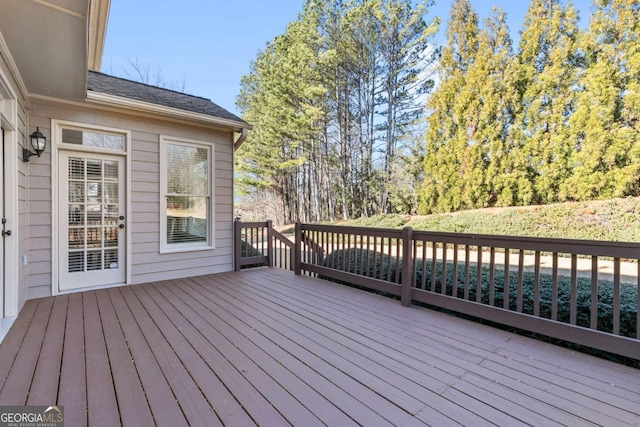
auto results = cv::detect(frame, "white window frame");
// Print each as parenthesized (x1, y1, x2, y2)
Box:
(56, 122, 128, 155)
(160, 136, 215, 253)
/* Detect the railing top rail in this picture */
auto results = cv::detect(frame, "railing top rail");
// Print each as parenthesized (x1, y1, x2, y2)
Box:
(272, 228, 294, 249)
(301, 222, 403, 238)
(300, 222, 640, 258)
(411, 229, 640, 258)
(237, 221, 270, 228)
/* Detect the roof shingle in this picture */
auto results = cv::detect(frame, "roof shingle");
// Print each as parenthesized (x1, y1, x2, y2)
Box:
(87, 71, 247, 125)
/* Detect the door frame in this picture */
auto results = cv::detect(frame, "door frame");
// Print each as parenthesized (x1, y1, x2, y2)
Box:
(51, 119, 132, 295)
(0, 67, 19, 322)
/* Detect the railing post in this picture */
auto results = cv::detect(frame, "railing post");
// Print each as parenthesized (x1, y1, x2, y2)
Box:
(294, 221, 302, 275)
(267, 220, 274, 268)
(234, 220, 242, 272)
(401, 226, 413, 307)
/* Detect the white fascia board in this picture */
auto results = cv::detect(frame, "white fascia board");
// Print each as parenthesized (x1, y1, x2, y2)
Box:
(86, 91, 252, 131)
(88, 0, 111, 71)
(0, 28, 28, 99)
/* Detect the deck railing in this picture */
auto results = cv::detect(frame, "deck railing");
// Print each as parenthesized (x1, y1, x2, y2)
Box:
(235, 221, 640, 359)
(234, 220, 293, 271)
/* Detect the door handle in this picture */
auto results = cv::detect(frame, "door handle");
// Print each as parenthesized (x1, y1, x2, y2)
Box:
(119, 224, 125, 229)
(1, 229, 10, 237)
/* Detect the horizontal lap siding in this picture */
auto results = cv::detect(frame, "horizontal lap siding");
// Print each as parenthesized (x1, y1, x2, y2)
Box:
(26, 101, 235, 296)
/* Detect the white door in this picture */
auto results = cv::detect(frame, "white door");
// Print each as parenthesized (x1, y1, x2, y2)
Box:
(59, 151, 126, 291)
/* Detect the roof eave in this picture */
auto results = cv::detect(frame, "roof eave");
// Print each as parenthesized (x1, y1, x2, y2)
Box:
(86, 90, 253, 131)
(87, 0, 111, 71)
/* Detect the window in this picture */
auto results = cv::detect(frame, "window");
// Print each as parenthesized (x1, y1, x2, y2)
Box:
(160, 137, 214, 252)
(62, 128, 124, 150)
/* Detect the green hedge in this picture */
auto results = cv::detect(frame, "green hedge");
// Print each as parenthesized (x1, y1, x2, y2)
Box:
(322, 248, 638, 338)
(330, 198, 640, 242)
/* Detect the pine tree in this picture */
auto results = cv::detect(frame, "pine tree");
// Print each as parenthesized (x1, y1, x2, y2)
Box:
(478, 9, 518, 207)
(510, 0, 581, 204)
(236, 9, 327, 223)
(565, 0, 640, 199)
(421, 0, 479, 213)
(376, 0, 437, 213)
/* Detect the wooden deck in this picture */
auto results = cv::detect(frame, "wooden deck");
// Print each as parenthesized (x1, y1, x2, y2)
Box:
(0, 268, 638, 426)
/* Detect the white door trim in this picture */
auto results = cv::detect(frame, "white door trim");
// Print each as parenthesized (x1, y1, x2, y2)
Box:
(51, 119, 132, 295)
(0, 67, 19, 321)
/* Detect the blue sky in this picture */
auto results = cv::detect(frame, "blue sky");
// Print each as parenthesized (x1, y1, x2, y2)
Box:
(102, 0, 591, 116)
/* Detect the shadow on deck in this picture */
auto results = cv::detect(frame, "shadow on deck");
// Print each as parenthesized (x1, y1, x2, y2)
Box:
(0, 268, 638, 426)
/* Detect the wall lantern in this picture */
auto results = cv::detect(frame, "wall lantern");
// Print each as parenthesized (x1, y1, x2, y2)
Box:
(23, 127, 46, 162)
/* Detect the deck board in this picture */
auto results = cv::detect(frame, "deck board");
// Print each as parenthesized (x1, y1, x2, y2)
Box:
(26, 295, 67, 405)
(119, 286, 218, 426)
(95, 289, 155, 427)
(0, 268, 638, 426)
(126, 285, 225, 427)
(0, 300, 38, 390)
(144, 281, 290, 427)
(175, 277, 418, 426)
(0, 298, 54, 405)
(150, 279, 339, 427)
(179, 275, 419, 424)
(57, 293, 87, 427)
(107, 287, 188, 427)
(200, 274, 449, 417)
(84, 291, 121, 427)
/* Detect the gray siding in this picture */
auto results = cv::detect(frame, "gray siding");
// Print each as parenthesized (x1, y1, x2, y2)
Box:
(27, 100, 235, 297)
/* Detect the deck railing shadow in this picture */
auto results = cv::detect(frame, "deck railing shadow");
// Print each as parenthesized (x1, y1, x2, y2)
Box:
(234, 220, 640, 360)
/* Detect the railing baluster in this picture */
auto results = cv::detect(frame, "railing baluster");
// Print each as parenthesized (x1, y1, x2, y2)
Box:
(322, 231, 326, 268)
(373, 235, 379, 277)
(311, 231, 316, 275)
(420, 241, 427, 290)
(591, 256, 598, 330)
(431, 241, 437, 292)
(570, 254, 578, 325)
(343, 232, 348, 271)
(464, 245, 470, 300)
(452, 244, 459, 298)
(360, 235, 365, 276)
(412, 240, 418, 288)
(489, 247, 496, 306)
(637, 261, 639, 339)
(613, 258, 621, 335)
(534, 251, 541, 317)
(331, 232, 339, 269)
(364, 235, 371, 276)
(552, 253, 559, 321)
(441, 243, 448, 295)
(401, 226, 413, 307)
(476, 247, 483, 303)
(347, 233, 352, 272)
(395, 238, 401, 284)
(517, 250, 524, 312)
(503, 248, 510, 310)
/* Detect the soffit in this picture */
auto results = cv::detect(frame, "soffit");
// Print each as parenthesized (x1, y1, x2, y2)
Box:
(0, 0, 88, 100)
